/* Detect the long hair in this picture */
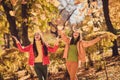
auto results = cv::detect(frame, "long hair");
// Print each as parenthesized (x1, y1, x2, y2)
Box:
(70, 32, 80, 45)
(33, 34, 48, 57)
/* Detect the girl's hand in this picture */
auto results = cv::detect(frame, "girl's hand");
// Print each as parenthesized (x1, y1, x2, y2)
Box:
(58, 30, 62, 36)
(100, 34, 107, 39)
(54, 37, 60, 46)
(12, 36, 19, 43)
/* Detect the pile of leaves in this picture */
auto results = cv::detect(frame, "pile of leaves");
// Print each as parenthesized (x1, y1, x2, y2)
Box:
(0, 48, 29, 80)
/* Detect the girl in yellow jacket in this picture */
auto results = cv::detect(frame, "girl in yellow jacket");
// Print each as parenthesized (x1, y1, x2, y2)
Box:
(58, 30, 106, 80)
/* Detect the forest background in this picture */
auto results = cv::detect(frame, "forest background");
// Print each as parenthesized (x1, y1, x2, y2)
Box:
(0, 0, 120, 80)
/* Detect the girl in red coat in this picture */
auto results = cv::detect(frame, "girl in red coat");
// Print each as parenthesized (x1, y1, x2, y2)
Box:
(13, 32, 58, 80)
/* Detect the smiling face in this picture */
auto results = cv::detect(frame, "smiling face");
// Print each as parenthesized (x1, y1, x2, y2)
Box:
(73, 31, 79, 39)
(34, 33, 41, 41)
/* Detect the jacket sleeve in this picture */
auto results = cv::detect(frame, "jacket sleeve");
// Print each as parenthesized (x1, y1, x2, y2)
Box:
(47, 45, 58, 53)
(16, 43, 30, 52)
(82, 37, 101, 48)
(60, 31, 70, 44)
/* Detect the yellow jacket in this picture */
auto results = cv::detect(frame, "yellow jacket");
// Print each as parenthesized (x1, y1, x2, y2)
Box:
(61, 32, 101, 62)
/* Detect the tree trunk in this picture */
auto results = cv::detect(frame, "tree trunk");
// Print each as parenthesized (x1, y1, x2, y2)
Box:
(0, 73, 3, 80)
(1, 0, 19, 47)
(87, 53, 93, 66)
(21, 3, 30, 46)
(21, 22, 30, 46)
(102, 0, 119, 56)
(4, 33, 10, 49)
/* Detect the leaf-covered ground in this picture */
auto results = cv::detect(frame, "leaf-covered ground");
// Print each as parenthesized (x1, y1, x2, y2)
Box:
(48, 55, 120, 80)
(1, 48, 120, 80)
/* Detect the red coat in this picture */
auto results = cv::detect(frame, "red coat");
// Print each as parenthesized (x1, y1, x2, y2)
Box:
(16, 43, 58, 66)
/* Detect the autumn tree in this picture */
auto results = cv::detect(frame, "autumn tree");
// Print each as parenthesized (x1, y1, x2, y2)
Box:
(1, 0, 19, 46)
(21, 0, 30, 46)
(0, 0, 58, 46)
(102, 0, 119, 56)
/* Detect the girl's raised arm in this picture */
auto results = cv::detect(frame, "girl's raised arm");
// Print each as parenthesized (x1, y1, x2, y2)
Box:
(12, 36, 30, 52)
